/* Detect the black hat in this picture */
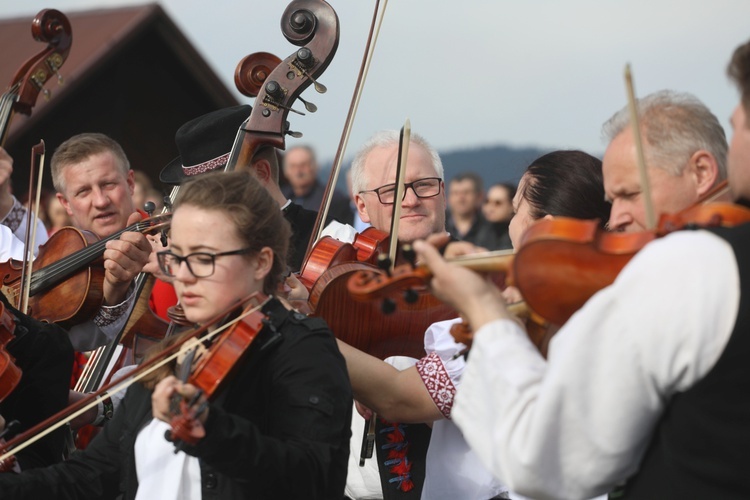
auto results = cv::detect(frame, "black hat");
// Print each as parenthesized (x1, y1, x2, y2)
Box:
(159, 104, 252, 185)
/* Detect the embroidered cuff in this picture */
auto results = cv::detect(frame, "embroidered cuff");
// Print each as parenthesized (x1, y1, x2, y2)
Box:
(93, 297, 130, 327)
(1, 197, 25, 233)
(416, 352, 457, 419)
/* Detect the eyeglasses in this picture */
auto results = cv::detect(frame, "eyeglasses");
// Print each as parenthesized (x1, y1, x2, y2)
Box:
(359, 177, 442, 205)
(157, 248, 252, 278)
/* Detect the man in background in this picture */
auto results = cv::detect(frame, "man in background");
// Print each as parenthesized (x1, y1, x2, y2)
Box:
(282, 145, 353, 225)
(481, 182, 514, 249)
(446, 172, 506, 250)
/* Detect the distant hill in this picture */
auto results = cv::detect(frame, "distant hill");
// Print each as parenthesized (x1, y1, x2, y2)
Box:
(439, 144, 551, 187)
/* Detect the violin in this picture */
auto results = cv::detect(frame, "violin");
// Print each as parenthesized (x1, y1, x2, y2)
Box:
(166, 294, 270, 447)
(0, 302, 22, 472)
(0, 302, 21, 403)
(344, 249, 520, 357)
(447, 302, 555, 357)
(297, 227, 390, 290)
(0, 9, 71, 147)
(0, 213, 170, 328)
(345, 203, 750, 356)
(0, 293, 267, 464)
(514, 202, 750, 326)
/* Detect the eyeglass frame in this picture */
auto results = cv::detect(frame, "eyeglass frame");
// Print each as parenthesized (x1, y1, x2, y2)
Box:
(358, 176, 443, 205)
(156, 248, 253, 278)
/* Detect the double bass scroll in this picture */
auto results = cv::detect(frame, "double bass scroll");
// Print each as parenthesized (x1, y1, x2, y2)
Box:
(224, 0, 339, 173)
(0, 9, 72, 146)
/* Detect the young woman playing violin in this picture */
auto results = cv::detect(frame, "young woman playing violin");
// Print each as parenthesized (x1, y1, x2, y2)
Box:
(0, 171, 353, 499)
(338, 150, 610, 500)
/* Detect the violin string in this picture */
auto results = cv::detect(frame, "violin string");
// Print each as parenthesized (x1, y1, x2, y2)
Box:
(26, 215, 169, 295)
(0, 298, 266, 463)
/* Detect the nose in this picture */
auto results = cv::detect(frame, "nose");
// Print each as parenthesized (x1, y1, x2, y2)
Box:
(401, 185, 420, 207)
(608, 200, 633, 232)
(91, 187, 110, 208)
(174, 259, 196, 283)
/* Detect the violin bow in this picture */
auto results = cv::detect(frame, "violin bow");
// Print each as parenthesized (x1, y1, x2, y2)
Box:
(386, 119, 411, 270)
(624, 64, 657, 230)
(18, 140, 45, 314)
(306, 0, 390, 255)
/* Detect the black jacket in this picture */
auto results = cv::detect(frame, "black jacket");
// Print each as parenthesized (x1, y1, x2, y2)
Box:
(0, 298, 352, 499)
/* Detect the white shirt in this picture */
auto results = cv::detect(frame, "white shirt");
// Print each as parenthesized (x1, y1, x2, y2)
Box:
(0, 225, 28, 261)
(135, 418, 201, 500)
(452, 230, 739, 499)
(418, 319, 509, 500)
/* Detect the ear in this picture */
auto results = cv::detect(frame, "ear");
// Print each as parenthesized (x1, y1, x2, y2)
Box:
(252, 159, 272, 185)
(56, 192, 74, 217)
(253, 246, 274, 281)
(126, 169, 136, 197)
(542, 214, 555, 221)
(354, 193, 371, 223)
(690, 150, 719, 197)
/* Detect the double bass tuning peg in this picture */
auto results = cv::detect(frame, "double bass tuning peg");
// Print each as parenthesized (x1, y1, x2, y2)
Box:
(284, 121, 303, 139)
(297, 96, 317, 113)
(295, 48, 327, 94)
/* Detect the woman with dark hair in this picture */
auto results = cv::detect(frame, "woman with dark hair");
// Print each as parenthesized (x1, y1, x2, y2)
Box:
(509, 150, 609, 248)
(0, 171, 353, 499)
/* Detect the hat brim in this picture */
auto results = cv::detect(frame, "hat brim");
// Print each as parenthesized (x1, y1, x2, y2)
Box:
(159, 155, 186, 186)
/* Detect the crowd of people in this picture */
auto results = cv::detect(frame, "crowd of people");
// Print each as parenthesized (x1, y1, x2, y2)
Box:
(0, 23, 748, 500)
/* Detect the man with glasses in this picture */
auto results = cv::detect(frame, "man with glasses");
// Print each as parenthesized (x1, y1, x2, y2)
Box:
(340, 130, 510, 500)
(349, 130, 447, 244)
(482, 182, 515, 250)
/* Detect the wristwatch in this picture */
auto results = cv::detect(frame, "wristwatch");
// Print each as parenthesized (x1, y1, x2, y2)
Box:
(93, 393, 114, 427)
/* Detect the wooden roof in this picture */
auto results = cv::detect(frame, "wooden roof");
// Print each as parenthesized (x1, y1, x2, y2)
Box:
(0, 4, 238, 193)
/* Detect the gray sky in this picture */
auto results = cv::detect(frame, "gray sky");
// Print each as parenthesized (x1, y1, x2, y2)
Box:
(2, 0, 750, 165)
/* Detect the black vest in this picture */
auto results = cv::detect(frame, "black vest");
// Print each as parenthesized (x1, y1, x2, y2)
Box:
(621, 223, 750, 499)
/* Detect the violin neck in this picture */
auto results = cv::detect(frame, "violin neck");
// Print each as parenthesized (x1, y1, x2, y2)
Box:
(442, 249, 515, 273)
(28, 216, 165, 297)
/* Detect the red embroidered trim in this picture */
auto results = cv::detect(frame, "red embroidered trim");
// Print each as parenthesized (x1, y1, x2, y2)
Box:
(380, 420, 414, 492)
(182, 153, 230, 177)
(416, 351, 457, 419)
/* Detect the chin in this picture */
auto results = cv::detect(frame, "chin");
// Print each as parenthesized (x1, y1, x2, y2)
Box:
(399, 229, 431, 244)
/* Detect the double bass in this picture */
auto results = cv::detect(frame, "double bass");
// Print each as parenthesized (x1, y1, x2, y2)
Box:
(0, 9, 71, 147)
